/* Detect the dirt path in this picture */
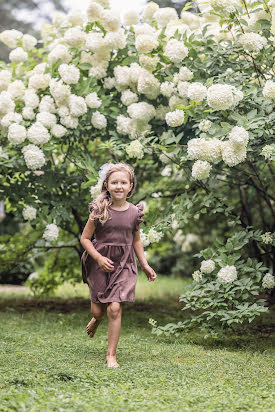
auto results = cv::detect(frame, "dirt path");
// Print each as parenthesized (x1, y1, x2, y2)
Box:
(0, 285, 29, 292)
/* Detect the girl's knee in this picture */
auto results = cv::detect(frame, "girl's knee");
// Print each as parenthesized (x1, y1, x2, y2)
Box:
(107, 302, 121, 319)
(92, 302, 106, 320)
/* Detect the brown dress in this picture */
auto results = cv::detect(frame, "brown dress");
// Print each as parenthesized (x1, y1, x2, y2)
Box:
(81, 202, 144, 303)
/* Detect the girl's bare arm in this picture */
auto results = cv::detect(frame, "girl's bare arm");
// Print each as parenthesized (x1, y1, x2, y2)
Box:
(132, 227, 148, 268)
(80, 218, 102, 262)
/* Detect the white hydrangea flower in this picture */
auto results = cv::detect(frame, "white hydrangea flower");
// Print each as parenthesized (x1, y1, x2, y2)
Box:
(36, 112, 57, 129)
(28, 74, 51, 90)
(68, 94, 87, 117)
(199, 119, 212, 132)
(187, 82, 207, 102)
(165, 110, 185, 127)
(48, 44, 72, 65)
(217, 265, 237, 284)
(137, 71, 160, 99)
(60, 115, 78, 129)
(192, 160, 212, 180)
(228, 126, 249, 148)
(122, 9, 139, 25)
(239, 33, 267, 53)
(142, 2, 159, 23)
(200, 259, 215, 274)
(39, 95, 56, 114)
(260, 232, 273, 244)
(126, 140, 144, 159)
(164, 39, 188, 63)
(87, 1, 104, 22)
(51, 124, 67, 138)
(140, 229, 150, 247)
(153, 7, 178, 28)
(57, 105, 69, 118)
(22, 205, 37, 221)
(0, 91, 15, 115)
(178, 67, 193, 81)
(263, 80, 275, 99)
(262, 273, 275, 289)
(0, 70, 12, 91)
(105, 29, 126, 50)
(210, 0, 241, 15)
(89, 65, 108, 80)
(0, 29, 22, 48)
(261, 144, 275, 160)
(101, 9, 120, 31)
(85, 92, 102, 109)
(1, 112, 22, 128)
(114, 65, 131, 87)
(176, 81, 190, 99)
(90, 182, 102, 198)
(207, 84, 235, 110)
(135, 34, 159, 53)
(67, 8, 84, 26)
(28, 272, 39, 281)
(22, 144, 46, 170)
(22, 106, 35, 120)
(22, 34, 37, 50)
(192, 270, 203, 282)
(221, 141, 247, 167)
(121, 89, 138, 106)
(24, 89, 39, 108)
(148, 228, 164, 243)
(43, 223, 59, 242)
(8, 124, 27, 145)
(91, 111, 107, 129)
(58, 64, 80, 85)
(85, 32, 106, 53)
(7, 80, 25, 100)
(116, 114, 133, 135)
(28, 122, 50, 145)
(139, 54, 159, 71)
(64, 27, 86, 48)
(127, 102, 156, 122)
(9, 47, 28, 63)
(134, 23, 156, 37)
(160, 81, 175, 97)
(187, 138, 223, 164)
(49, 79, 71, 105)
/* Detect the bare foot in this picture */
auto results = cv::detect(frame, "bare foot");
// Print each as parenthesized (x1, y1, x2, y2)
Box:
(106, 355, 119, 368)
(86, 317, 101, 338)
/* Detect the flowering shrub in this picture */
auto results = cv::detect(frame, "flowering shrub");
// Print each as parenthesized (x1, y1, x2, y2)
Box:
(0, 0, 274, 327)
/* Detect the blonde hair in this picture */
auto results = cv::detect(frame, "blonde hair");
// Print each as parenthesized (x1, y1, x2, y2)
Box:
(89, 163, 136, 225)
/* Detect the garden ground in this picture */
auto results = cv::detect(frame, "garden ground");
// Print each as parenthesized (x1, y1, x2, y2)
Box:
(0, 276, 274, 411)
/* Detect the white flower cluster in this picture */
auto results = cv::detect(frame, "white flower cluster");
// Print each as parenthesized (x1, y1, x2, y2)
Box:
(43, 223, 59, 241)
(192, 270, 203, 282)
(260, 232, 273, 244)
(262, 273, 275, 289)
(174, 230, 199, 252)
(85, 92, 102, 109)
(207, 84, 243, 110)
(164, 39, 188, 63)
(90, 182, 102, 198)
(91, 111, 107, 129)
(239, 33, 267, 53)
(217, 265, 237, 284)
(199, 119, 212, 132)
(192, 160, 212, 180)
(263, 80, 275, 100)
(165, 110, 185, 127)
(261, 144, 275, 160)
(200, 259, 215, 274)
(22, 144, 46, 170)
(22, 205, 37, 221)
(210, 0, 241, 15)
(140, 229, 150, 247)
(126, 140, 144, 159)
(147, 228, 164, 243)
(187, 82, 207, 102)
(8, 124, 26, 145)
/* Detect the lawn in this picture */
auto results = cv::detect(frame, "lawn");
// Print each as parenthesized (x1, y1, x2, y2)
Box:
(0, 275, 274, 411)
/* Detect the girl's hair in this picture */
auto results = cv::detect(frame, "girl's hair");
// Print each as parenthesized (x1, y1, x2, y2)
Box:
(89, 162, 136, 225)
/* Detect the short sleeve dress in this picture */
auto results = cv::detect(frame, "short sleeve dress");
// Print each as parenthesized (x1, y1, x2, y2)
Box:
(81, 202, 144, 303)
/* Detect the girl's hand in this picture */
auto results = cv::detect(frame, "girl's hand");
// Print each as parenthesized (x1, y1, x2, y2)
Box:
(142, 264, 157, 282)
(97, 255, 115, 272)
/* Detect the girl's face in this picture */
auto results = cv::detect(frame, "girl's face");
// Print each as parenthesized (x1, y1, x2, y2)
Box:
(105, 171, 133, 202)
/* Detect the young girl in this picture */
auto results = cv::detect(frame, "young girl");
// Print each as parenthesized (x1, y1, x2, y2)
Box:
(80, 162, 157, 368)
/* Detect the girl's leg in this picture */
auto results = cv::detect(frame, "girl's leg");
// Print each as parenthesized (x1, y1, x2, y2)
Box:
(106, 302, 122, 368)
(86, 301, 107, 338)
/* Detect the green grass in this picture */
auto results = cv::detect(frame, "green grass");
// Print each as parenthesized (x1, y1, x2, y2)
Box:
(0, 275, 274, 411)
